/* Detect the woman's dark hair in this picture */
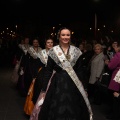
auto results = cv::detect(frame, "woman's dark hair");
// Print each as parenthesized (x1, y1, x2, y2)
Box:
(57, 27, 72, 40)
(117, 41, 120, 52)
(85, 43, 93, 51)
(44, 38, 54, 45)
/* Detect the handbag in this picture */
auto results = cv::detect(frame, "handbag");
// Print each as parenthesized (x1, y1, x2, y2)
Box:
(100, 64, 111, 87)
(100, 72, 111, 87)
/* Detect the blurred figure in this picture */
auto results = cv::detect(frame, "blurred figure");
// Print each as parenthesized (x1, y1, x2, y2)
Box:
(11, 39, 25, 85)
(24, 38, 42, 116)
(105, 42, 120, 120)
(79, 43, 85, 53)
(79, 43, 94, 87)
(88, 43, 105, 105)
(17, 37, 31, 96)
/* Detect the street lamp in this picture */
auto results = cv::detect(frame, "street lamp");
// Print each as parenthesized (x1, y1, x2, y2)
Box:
(15, 25, 17, 29)
(15, 25, 18, 37)
(94, 13, 97, 40)
(52, 27, 55, 38)
(92, 0, 100, 40)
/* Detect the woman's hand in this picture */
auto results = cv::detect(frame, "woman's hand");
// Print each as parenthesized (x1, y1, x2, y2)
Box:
(113, 92, 120, 97)
(85, 91, 88, 97)
(37, 92, 46, 106)
(40, 91, 46, 99)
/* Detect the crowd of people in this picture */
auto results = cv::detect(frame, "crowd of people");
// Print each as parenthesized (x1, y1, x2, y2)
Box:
(11, 27, 120, 120)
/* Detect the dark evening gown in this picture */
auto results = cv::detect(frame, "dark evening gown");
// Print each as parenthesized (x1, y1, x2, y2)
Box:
(32, 49, 49, 105)
(17, 45, 31, 96)
(24, 53, 44, 115)
(18, 49, 43, 96)
(19, 52, 33, 95)
(32, 65, 46, 104)
(23, 46, 43, 114)
(38, 46, 90, 120)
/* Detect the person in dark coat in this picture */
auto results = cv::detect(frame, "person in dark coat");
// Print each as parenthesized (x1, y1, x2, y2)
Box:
(17, 37, 31, 96)
(79, 43, 94, 87)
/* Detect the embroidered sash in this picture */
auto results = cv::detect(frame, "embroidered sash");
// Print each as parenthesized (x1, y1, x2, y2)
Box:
(28, 47, 41, 59)
(37, 49, 48, 65)
(21, 44, 30, 54)
(41, 49, 48, 64)
(53, 46, 93, 120)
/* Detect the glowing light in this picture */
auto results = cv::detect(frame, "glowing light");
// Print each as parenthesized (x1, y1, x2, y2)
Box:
(93, 0, 100, 2)
(103, 25, 105, 27)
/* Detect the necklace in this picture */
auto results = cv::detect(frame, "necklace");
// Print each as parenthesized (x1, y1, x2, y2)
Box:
(59, 45, 71, 60)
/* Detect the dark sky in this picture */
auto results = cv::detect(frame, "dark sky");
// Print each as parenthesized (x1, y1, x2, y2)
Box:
(0, 0, 120, 36)
(0, 0, 120, 23)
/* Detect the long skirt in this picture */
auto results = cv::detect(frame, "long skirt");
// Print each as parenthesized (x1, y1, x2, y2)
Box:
(11, 62, 20, 84)
(30, 71, 55, 120)
(24, 78, 35, 115)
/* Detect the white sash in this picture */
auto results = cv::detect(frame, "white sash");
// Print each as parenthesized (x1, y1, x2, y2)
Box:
(41, 49, 48, 64)
(113, 69, 120, 83)
(18, 44, 22, 49)
(53, 46, 93, 120)
(21, 44, 30, 54)
(28, 46, 41, 59)
(37, 49, 48, 65)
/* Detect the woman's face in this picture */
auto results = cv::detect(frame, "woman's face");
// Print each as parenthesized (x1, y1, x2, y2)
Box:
(33, 39, 39, 47)
(45, 39, 53, 49)
(24, 38, 29, 44)
(79, 44, 84, 51)
(59, 29, 71, 45)
(21, 40, 24, 44)
(114, 46, 120, 53)
(112, 42, 117, 48)
(94, 46, 102, 54)
(107, 46, 111, 51)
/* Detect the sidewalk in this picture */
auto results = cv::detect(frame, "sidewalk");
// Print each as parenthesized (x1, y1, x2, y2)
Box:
(0, 67, 28, 120)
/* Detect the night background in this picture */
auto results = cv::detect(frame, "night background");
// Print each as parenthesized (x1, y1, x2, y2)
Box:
(1, 1, 120, 120)
(0, 0, 120, 46)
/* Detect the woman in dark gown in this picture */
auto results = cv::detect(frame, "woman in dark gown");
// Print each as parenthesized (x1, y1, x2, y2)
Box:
(32, 38, 54, 105)
(38, 27, 93, 120)
(29, 38, 54, 120)
(17, 37, 31, 96)
(23, 38, 43, 115)
(11, 39, 24, 85)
